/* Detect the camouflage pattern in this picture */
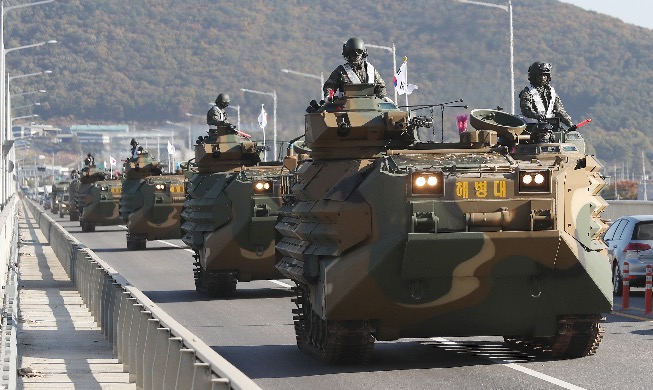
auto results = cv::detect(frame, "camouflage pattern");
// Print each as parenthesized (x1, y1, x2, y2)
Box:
(77, 166, 122, 232)
(181, 121, 295, 297)
(68, 179, 81, 221)
(519, 85, 573, 127)
(275, 84, 612, 364)
(124, 175, 185, 250)
(323, 63, 387, 99)
(118, 151, 180, 250)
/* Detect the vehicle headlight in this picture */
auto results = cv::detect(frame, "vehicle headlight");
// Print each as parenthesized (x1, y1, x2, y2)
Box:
(100, 186, 108, 191)
(411, 171, 444, 196)
(154, 183, 166, 191)
(253, 180, 273, 194)
(518, 171, 550, 193)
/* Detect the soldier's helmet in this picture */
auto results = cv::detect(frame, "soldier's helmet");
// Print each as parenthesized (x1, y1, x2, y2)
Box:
(528, 62, 552, 84)
(528, 61, 552, 75)
(342, 37, 368, 60)
(215, 93, 230, 109)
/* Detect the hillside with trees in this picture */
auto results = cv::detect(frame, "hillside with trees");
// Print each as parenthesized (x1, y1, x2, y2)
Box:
(5, 0, 653, 170)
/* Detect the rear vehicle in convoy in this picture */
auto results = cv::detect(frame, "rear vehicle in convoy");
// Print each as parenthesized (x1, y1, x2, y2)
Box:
(275, 84, 612, 364)
(58, 193, 71, 218)
(602, 215, 653, 295)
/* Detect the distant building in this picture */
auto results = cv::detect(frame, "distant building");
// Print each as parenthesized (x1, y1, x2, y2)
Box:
(69, 124, 129, 134)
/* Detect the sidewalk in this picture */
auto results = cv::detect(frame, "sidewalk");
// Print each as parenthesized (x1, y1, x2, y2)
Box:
(16, 204, 135, 389)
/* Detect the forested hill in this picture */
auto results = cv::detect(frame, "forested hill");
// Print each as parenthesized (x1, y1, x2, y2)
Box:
(6, 0, 653, 166)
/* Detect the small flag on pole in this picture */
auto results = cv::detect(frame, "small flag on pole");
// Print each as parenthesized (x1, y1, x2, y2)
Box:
(167, 141, 176, 155)
(258, 104, 268, 129)
(109, 156, 117, 166)
(394, 58, 418, 96)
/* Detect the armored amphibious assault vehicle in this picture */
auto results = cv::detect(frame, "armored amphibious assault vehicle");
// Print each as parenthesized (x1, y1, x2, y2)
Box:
(77, 166, 122, 232)
(275, 84, 612, 364)
(182, 120, 295, 297)
(50, 180, 70, 214)
(119, 151, 184, 250)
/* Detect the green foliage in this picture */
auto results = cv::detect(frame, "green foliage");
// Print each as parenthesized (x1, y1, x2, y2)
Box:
(4, 0, 653, 167)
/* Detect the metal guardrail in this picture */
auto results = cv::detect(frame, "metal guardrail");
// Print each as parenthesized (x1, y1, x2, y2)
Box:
(0, 196, 19, 390)
(24, 199, 261, 390)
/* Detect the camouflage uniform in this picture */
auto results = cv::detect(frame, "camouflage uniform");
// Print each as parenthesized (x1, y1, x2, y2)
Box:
(519, 61, 573, 128)
(519, 85, 573, 127)
(323, 63, 387, 99)
(207, 105, 227, 126)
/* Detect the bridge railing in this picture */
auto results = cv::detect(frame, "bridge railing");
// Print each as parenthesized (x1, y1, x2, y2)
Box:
(24, 199, 261, 390)
(0, 196, 19, 390)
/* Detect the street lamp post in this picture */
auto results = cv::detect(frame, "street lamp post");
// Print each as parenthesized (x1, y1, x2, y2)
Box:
(455, 0, 514, 114)
(241, 88, 277, 161)
(281, 68, 324, 100)
(0, 0, 55, 205)
(366, 42, 397, 104)
(7, 70, 53, 153)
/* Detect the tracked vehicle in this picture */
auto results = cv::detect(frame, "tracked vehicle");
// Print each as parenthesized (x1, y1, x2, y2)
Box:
(119, 152, 184, 250)
(182, 120, 295, 297)
(275, 84, 612, 364)
(77, 165, 122, 232)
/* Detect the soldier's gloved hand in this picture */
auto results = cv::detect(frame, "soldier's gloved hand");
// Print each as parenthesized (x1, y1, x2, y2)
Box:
(324, 89, 335, 102)
(567, 124, 577, 132)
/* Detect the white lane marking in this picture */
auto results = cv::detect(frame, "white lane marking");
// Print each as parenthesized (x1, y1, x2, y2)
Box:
(431, 337, 587, 390)
(156, 239, 195, 253)
(268, 279, 292, 288)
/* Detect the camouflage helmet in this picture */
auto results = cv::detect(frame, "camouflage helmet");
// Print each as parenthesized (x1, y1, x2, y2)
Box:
(528, 61, 552, 76)
(342, 37, 368, 59)
(215, 93, 230, 109)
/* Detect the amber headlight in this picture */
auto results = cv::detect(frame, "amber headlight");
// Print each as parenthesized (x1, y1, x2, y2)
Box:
(411, 171, 444, 196)
(518, 171, 550, 193)
(253, 180, 273, 194)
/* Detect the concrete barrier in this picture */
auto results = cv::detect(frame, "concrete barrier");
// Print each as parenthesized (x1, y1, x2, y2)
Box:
(0, 196, 19, 390)
(25, 199, 260, 390)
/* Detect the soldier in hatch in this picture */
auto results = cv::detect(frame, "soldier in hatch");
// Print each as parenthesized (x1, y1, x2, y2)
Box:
(207, 93, 230, 126)
(519, 61, 576, 131)
(323, 37, 389, 101)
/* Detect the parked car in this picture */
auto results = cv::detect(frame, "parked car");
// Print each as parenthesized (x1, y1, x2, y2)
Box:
(602, 215, 653, 295)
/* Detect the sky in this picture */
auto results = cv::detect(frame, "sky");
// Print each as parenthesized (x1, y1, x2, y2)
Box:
(558, 0, 653, 30)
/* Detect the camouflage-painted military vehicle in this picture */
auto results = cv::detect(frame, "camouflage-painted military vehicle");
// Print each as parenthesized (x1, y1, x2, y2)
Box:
(119, 151, 184, 250)
(58, 193, 71, 218)
(50, 180, 70, 214)
(275, 84, 612, 364)
(77, 166, 122, 232)
(182, 120, 295, 297)
(68, 177, 81, 221)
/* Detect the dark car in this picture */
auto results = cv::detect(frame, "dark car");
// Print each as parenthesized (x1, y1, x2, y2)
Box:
(602, 215, 653, 295)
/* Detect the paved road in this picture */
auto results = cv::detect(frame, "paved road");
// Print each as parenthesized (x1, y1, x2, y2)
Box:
(47, 210, 653, 390)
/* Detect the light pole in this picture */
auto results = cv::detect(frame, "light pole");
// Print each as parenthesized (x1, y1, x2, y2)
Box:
(241, 88, 277, 161)
(455, 0, 514, 114)
(366, 42, 397, 104)
(12, 102, 40, 112)
(7, 70, 53, 153)
(0, 0, 55, 205)
(12, 89, 46, 98)
(281, 68, 324, 100)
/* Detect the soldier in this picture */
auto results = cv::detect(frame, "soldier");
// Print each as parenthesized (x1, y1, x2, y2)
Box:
(84, 153, 95, 167)
(130, 138, 140, 161)
(519, 61, 576, 131)
(323, 37, 389, 101)
(207, 93, 230, 126)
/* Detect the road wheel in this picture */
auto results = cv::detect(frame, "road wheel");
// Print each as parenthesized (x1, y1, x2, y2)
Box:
(613, 263, 623, 296)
